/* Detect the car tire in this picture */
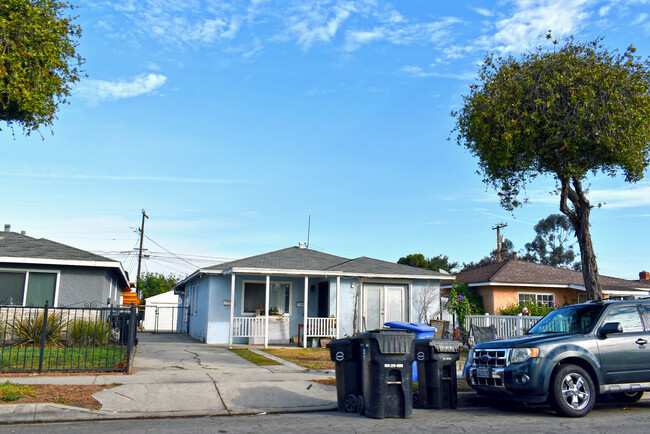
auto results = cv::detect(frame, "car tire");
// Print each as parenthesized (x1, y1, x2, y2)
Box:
(611, 391, 644, 403)
(549, 364, 595, 417)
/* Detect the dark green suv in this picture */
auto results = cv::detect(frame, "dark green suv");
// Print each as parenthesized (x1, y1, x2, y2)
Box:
(464, 299, 650, 417)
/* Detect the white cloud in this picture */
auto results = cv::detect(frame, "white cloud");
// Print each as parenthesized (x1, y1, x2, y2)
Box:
(0, 171, 247, 185)
(400, 65, 475, 81)
(479, 0, 591, 54)
(471, 7, 494, 17)
(285, 2, 353, 50)
(75, 73, 167, 105)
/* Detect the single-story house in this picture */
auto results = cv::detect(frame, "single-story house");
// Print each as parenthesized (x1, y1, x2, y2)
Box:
(442, 259, 650, 314)
(142, 290, 183, 332)
(173, 245, 454, 346)
(0, 226, 130, 307)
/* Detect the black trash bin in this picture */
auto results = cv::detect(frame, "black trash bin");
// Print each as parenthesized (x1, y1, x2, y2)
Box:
(414, 338, 461, 409)
(327, 337, 362, 413)
(111, 312, 139, 346)
(357, 329, 415, 419)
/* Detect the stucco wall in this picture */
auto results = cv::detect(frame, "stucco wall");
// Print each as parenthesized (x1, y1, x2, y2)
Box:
(478, 285, 583, 314)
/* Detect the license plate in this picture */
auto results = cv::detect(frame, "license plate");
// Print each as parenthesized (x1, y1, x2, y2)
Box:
(477, 367, 491, 378)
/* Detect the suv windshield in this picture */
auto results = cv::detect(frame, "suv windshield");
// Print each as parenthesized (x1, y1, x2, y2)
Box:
(527, 304, 605, 335)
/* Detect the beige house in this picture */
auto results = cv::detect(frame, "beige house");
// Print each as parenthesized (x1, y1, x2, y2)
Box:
(442, 259, 650, 315)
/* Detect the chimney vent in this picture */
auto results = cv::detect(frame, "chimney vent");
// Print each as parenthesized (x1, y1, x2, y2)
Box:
(298, 242, 305, 249)
(4, 224, 10, 232)
(20, 231, 26, 235)
(640, 271, 650, 280)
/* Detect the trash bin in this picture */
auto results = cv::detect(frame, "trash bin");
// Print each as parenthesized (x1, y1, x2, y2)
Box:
(414, 338, 461, 409)
(327, 337, 363, 413)
(384, 322, 436, 382)
(357, 329, 416, 419)
(111, 312, 139, 346)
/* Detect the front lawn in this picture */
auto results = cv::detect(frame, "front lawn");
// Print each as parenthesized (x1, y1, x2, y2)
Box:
(0, 346, 128, 372)
(262, 348, 334, 370)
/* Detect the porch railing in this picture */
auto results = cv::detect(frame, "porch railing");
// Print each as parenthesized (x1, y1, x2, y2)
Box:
(305, 317, 337, 338)
(232, 317, 265, 337)
(466, 313, 543, 339)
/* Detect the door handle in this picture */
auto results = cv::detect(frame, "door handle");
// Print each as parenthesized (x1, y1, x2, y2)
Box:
(636, 339, 647, 346)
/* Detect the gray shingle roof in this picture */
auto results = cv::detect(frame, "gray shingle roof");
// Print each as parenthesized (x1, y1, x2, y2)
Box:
(0, 231, 115, 263)
(202, 246, 451, 278)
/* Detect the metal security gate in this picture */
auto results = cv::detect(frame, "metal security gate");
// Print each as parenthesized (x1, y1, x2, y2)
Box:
(141, 304, 188, 334)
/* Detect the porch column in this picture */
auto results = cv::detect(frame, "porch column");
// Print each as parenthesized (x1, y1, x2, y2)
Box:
(303, 276, 308, 349)
(336, 276, 341, 339)
(264, 275, 270, 348)
(228, 273, 235, 348)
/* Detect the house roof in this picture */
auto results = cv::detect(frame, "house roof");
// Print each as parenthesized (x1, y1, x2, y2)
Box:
(0, 231, 130, 287)
(177, 246, 453, 290)
(444, 259, 650, 294)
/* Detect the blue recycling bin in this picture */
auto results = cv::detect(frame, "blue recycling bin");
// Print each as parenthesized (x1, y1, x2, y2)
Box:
(384, 322, 436, 382)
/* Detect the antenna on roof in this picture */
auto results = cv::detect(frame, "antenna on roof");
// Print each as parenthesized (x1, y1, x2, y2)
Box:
(307, 215, 311, 249)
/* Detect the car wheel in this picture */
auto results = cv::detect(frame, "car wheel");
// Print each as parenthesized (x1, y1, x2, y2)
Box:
(611, 391, 644, 403)
(549, 364, 595, 417)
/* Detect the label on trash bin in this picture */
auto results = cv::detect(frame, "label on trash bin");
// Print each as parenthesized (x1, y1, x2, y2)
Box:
(335, 351, 345, 361)
(416, 351, 425, 361)
(383, 363, 404, 368)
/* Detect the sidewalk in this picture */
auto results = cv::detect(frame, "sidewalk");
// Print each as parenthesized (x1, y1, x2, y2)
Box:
(0, 333, 478, 424)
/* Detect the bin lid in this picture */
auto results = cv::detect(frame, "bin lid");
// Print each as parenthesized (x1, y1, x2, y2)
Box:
(414, 338, 461, 353)
(325, 337, 354, 348)
(383, 321, 436, 333)
(358, 329, 415, 354)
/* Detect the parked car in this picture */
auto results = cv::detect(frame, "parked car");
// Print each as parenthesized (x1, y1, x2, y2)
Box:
(464, 298, 650, 417)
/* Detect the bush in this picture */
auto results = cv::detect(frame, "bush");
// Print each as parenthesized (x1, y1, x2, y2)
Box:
(499, 301, 558, 317)
(446, 282, 485, 331)
(8, 312, 69, 346)
(67, 319, 111, 346)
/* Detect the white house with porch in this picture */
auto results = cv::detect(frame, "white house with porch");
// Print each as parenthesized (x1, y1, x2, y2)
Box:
(173, 246, 454, 347)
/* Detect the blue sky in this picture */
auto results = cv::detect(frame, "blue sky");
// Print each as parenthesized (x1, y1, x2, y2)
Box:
(3, 0, 650, 280)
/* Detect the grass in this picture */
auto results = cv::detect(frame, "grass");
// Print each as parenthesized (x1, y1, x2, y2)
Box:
(228, 348, 282, 366)
(0, 346, 128, 372)
(0, 382, 34, 402)
(262, 348, 334, 370)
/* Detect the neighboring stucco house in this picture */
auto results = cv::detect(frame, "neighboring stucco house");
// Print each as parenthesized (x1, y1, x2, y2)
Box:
(0, 227, 130, 307)
(173, 245, 454, 346)
(442, 259, 650, 315)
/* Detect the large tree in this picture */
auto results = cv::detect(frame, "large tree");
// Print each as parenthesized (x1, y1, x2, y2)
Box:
(521, 214, 580, 270)
(1, 0, 83, 135)
(452, 35, 650, 300)
(138, 272, 182, 303)
(397, 253, 458, 273)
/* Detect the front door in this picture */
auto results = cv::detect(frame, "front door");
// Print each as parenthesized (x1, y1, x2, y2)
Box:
(363, 284, 407, 330)
(317, 281, 329, 317)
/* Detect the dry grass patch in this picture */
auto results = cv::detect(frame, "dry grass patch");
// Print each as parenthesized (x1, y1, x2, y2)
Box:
(228, 348, 282, 366)
(0, 382, 117, 410)
(262, 348, 334, 370)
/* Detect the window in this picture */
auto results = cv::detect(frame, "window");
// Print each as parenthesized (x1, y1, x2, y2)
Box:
(577, 293, 588, 304)
(602, 306, 644, 333)
(243, 282, 291, 315)
(0, 271, 57, 306)
(519, 292, 555, 307)
(191, 283, 199, 315)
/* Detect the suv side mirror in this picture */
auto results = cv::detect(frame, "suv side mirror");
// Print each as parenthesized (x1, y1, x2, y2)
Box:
(598, 322, 623, 338)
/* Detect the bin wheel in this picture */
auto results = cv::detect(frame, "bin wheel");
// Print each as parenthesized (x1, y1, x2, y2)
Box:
(344, 393, 358, 413)
(356, 395, 365, 415)
(413, 391, 423, 409)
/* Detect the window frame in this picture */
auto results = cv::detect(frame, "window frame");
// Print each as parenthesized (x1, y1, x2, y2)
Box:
(0, 268, 60, 307)
(241, 280, 292, 317)
(518, 291, 555, 307)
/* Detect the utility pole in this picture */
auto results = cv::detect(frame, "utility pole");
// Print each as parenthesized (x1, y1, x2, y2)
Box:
(136, 209, 149, 299)
(492, 223, 507, 262)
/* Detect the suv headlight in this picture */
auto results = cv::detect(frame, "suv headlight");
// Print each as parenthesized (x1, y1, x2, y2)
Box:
(509, 348, 539, 364)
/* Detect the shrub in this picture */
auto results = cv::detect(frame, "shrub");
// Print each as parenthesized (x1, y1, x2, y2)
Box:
(68, 319, 111, 346)
(8, 312, 69, 346)
(446, 282, 485, 331)
(499, 301, 558, 317)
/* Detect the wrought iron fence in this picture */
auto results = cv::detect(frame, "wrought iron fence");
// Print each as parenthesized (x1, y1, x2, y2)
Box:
(0, 303, 137, 373)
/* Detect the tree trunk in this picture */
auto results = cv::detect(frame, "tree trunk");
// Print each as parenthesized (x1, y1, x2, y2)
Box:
(559, 176, 603, 300)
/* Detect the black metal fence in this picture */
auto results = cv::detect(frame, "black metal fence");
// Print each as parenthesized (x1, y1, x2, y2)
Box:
(0, 303, 137, 374)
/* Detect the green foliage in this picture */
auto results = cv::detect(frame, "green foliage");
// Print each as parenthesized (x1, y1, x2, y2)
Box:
(8, 312, 69, 346)
(0, 382, 33, 402)
(0, 0, 84, 135)
(452, 34, 650, 300)
(67, 319, 110, 346)
(499, 301, 558, 317)
(398, 253, 458, 273)
(521, 214, 581, 270)
(445, 282, 485, 331)
(138, 272, 182, 303)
